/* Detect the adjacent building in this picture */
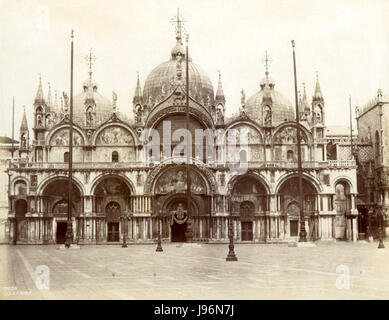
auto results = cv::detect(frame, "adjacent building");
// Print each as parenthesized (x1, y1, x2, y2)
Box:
(355, 89, 389, 239)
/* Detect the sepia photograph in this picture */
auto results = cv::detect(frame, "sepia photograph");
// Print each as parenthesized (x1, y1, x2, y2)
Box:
(0, 0, 388, 306)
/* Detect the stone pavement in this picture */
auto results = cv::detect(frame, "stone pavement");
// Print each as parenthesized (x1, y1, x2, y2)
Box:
(1, 241, 389, 300)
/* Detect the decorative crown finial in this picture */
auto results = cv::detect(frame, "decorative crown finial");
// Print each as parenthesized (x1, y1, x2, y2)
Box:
(262, 51, 272, 77)
(170, 8, 186, 42)
(85, 48, 96, 80)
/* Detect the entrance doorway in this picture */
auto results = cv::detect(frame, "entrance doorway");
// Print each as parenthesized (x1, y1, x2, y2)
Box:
(290, 220, 298, 236)
(241, 221, 253, 241)
(107, 222, 119, 242)
(170, 202, 188, 242)
(56, 222, 67, 244)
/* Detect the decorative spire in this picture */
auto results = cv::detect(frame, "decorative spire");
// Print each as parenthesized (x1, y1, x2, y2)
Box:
(54, 90, 59, 110)
(20, 106, 28, 131)
(47, 82, 52, 109)
(85, 48, 96, 80)
(260, 51, 275, 89)
(171, 8, 185, 43)
(133, 72, 142, 106)
(313, 71, 323, 101)
(35, 73, 45, 103)
(170, 9, 187, 60)
(302, 82, 310, 111)
(215, 70, 225, 105)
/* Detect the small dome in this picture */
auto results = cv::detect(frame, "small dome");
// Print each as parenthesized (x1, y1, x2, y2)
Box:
(245, 81, 295, 125)
(142, 41, 214, 108)
(72, 78, 113, 126)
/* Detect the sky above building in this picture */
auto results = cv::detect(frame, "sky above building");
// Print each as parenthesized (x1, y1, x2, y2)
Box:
(0, 0, 388, 139)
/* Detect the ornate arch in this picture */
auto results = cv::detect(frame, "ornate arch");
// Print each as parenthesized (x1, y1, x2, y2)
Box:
(159, 193, 200, 215)
(333, 176, 355, 194)
(274, 172, 322, 194)
(272, 121, 313, 146)
(145, 105, 214, 131)
(144, 159, 216, 195)
(89, 173, 136, 196)
(10, 176, 29, 196)
(37, 174, 86, 196)
(223, 120, 264, 142)
(144, 86, 215, 130)
(227, 171, 271, 194)
(46, 123, 87, 146)
(92, 122, 138, 146)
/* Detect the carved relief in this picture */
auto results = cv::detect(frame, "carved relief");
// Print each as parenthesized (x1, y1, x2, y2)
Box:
(274, 126, 307, 144)
(51, 129, 83, 146)
(96, 126, 134, 145)
(155, 167, 206, 195)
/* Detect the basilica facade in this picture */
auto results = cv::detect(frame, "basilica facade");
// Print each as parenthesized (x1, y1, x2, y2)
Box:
(6, 22, 359, 245)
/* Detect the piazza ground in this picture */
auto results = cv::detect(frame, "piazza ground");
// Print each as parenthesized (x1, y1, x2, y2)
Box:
(1, 241, 389, 300)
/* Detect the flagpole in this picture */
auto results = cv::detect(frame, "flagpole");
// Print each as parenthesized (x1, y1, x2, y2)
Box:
(292, 40, 307, 242)
(12, 97, 14, 158)
(65, 30, 74, 248)
(185, 33, 192, 242)
(349, 95, 353, 160)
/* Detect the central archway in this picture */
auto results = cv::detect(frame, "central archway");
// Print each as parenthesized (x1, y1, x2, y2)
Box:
(93, 176, 132, 242)
(277, 176, 318, 239)
(231, 174, 269, 241)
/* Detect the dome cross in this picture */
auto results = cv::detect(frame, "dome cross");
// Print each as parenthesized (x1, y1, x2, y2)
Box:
(170, 8, 186, 42)
(85, 48, 96, 80)
(262, 51, 273, 77)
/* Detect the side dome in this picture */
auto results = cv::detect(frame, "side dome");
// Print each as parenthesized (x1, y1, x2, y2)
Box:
(245, 76, 295, 125)
(142, 41, 214, 108)
(72, 78, 114, 126)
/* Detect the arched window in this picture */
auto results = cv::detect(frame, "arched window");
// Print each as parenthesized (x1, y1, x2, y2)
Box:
(112, 151, 119, 162)
(287, 150, 294, 161)
(64, 152, 69, 163)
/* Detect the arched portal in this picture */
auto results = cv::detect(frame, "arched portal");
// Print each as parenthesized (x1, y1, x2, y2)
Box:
(152, 165, 210, 242)
(93, 176, 132, 242)
(14, 199, 27, 243)
(240, 201, 255, 240)
(106, 201, 121, 242)
(42, 179, 82, 244)
(231, 175, 268, 241)
(278, 176, 318, 238)
(334, 181, 351, 239)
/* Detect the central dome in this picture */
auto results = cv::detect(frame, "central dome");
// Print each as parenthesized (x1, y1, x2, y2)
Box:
(142, 40, 214, 108)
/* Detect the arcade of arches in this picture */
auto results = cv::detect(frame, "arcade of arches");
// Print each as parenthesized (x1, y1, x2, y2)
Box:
(8, 172, 358, 244)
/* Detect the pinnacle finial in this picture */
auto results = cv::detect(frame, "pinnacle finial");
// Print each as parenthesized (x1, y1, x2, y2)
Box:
(313, 71, 323, 101)
(133, 72, 142, 106)
(171, 8, 186, 42)
(215, 70, 225, 104)
(35, 73, 45, 102)
(262, 51, 272, 77)
(85, 48, 96, 80)
(47, 82, 52, 108)
(20, 106, 28, 131)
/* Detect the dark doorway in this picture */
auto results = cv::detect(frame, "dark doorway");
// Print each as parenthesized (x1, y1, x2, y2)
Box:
(171, 221, 187, 242)
(290, 220, 298, 236)
(241, 221, 253, 241)
(107, 222, 120, 242)
(56, 222, 67, 244)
